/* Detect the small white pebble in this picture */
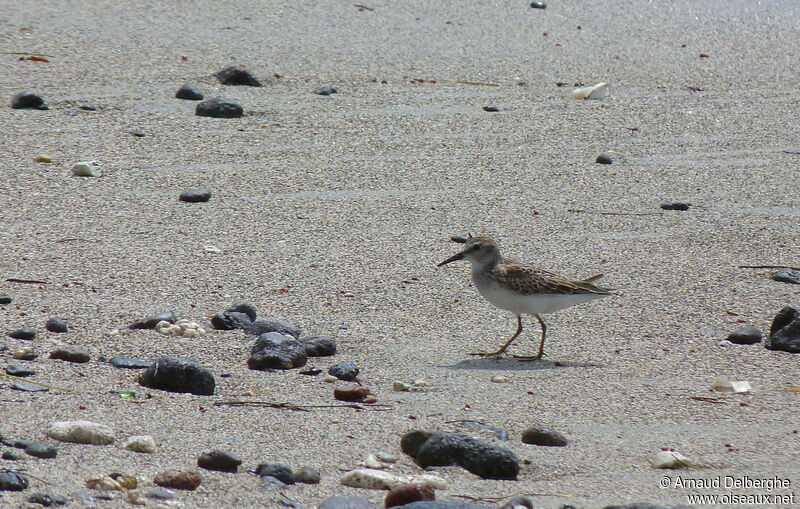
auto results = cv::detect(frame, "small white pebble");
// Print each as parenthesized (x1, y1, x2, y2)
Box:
(392, 381, 410, 392)
(34, 154, 53, 163)
(362, 454, 387, 469)
(48, 420, 116, 445)
(197, 327, 206, 335)
(154, 320, 172, 332)
(12, 347, 36, 359)
(412, 379, 430, 387)
(203, 245, 222, 254)
(183, 329, 199, 338)
(375, 452, 398, 463)
(652, 450, 693, 469)
(72, 160, 102, 177)
(491, 375, 509, 383)
(718, 340, 733, 347)
(323, 375, 339, 383)
(122, 435, 157, 453)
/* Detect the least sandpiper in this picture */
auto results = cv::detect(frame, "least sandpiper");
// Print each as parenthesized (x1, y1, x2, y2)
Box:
(438, 233, 614, 360)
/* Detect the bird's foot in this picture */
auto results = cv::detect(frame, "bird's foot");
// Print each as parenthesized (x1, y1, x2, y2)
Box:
(468, 350, 508, 358)
(512, 354, 543, 362)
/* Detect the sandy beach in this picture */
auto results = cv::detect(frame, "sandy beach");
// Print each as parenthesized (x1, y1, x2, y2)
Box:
(1, 1, 799, 507)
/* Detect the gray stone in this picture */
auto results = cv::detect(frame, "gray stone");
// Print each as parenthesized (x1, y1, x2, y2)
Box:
(214, 65, 262, 86)
(300, 336, 337, 357)
(139, 356, 216, 395)
(394, 502, 491, 509)
(726, 325, 761, 345)
(11, 91, 48, 110)
(45, 317, 68, 333)
(6, 364, 36, 377)
(293, 466, 320, 484)
(596, 153, 612, 164)
(766, 306, 800, 353)
(250, 318, 301, 338)
(24, 441, 57, 459)
(521, 427, 568, 447)
(27, 492, 68, 506)
(328, 361, 359, 381)
(0, 293, 11, 304)
(530, 1, 547, 8)
(772, 268, 800, 285)
(318, 496, 379, 509)
(197, 450, 242, 472)
(259, 475, 288, 491)
(249, 333, 307, 370)
(279, 493, 303, 508)
(2, 450, 20, 460)
(660, 202, 691, 211)
(8, 327, 36, 340)
(79, 104, 97, 111)
(255, 462, 295, 484)
(211, 311, 252, 331)
(109, 356, 151, 369)
(0, 471, 28, 491)
(175, 84, 204, 100)
(227, 301, 257, 322)
(129, 311, 176, 329)
(49, 346, 90, 363)
(144, 487, 176, 500)
(12, 382, 48, 392)
(404, 431, 520, 480)
(196, 98, 244, 118)
(179, 189, 212, 203)
(314, 85, 338, 96)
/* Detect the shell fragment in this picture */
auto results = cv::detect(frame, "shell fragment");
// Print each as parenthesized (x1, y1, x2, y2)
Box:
(572, 82, 609, 100)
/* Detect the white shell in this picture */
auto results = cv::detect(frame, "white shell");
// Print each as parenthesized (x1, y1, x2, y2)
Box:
(183, 329, 199, 338)
(392, 381, 410, 392)
(72, 160, 102, 177)
(491, 375, 509, 383)
(85, 475, 123, 491)
(652, 450, 692, 469)
(340, 468, 447, 490)
(572, 82, 609, 100)
(154, 320, 172, 332)
(712, 377, 752, 393)
(203, 245, 222, 254)
(47, 420, 116, 445)
(122, 435, 157, 453)
(362, 454, 387, 469)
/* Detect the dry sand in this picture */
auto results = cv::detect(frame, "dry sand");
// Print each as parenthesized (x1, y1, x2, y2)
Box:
(1, 0, 799, 507)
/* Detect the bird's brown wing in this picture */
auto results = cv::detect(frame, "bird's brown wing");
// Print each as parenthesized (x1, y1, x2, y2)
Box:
(493, 263, 613, 296)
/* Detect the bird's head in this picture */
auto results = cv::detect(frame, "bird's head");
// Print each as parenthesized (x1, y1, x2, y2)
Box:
(438, 233, 501, 267)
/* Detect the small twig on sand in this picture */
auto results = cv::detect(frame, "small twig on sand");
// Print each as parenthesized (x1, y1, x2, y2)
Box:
(689, 396, 725, 404)
(2, 468, 55, 486)
(354, 3, 374, 10)
(212, 400, 392, 411)
(0, 372, 74, 392)
(444, 79, 500, 87)
(6, 278, 49, 284)
(738, 265, 800, 271)
(568, 208, 662, 217)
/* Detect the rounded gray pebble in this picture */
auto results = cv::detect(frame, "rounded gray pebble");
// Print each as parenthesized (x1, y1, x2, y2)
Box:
(179, 189, 212, 203)
(45, 317, 68, 333)
(8, 328, 36, 340)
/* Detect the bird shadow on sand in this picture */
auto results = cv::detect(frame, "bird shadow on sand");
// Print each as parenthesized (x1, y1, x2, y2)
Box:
(442, 356, 601, 371)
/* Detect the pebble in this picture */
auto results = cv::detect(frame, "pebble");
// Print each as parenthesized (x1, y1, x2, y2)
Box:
(255, 462, 295, 484)
(490, 375, 508, 383)
(155, 319, 206, 337)
(175, 84, 204, 100)
(393, 381, 411, 391)
(139, 356, 216, 395)
(652, 450, 692, 469)
(196, 97, 244, 118)
(293, 466, 321, 484)
(250, 318, 301, 338)
(340, 469, 447, 490)
(197, 450, 242, 472)
(8, 327, 36, 340)
(300, 335, 337, 356)
(314, 85, 338, 96)
(122, 435, 157, 453)
(328, 361, 360, 381)
(259, 475, 288, 491)
(49, 346, 90, 363)
(24, 441, 57, 459)
(71, 161, 102, 177)
(323, 375, 339, 383)
(6, 364, 36, 377)
(85, 475, 123, 491)
(13, 347, 38, 360)
(80, 104, 97, 111)
(385, 483, 436, 508)
(153, 470, 202, 490)
(33, 154, 53, 163)
(300, 367, 322, 376)
(530, 1, 546, 8)
(179, 188, 212, 203)
(718, 340, 733, 347)
(334, 386, 370, 402)
(47, 420, 116, 445)
(27, 493, 69, 506)
(772, 268, 800, 285)
(214, 65, 262, 86)
(498, 495, 535, 509)
(249, 332, 308, 370)
(10, 91, 48, 110)
(2, 450, 20, 460)
(521, 427, 568, 447)
(318, 496, 378, 509)
(726, 325, 761, 345)
(596, 153, 613, 164)
(45, 317, 68, 333)
(227, 301, 258, 321)
(129, 311, 176, 329)
(362, 453, 388, 469)
(0, 293, 11, 304)
(659, 202, 691, 211)
(481, 106, 499, 112)
(211, 310, 252, 330)
(110, 355, 151, 369)
(403, 430, 519, 480)
(144, 487, 175, 500)
(766, 305, 800, 353)
(0, 471, 29, 491)
(12, 382, 48, 392)
(278, 493, 303, 508)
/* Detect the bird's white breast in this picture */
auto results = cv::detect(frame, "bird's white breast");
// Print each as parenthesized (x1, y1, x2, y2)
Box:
(473, 274, 608, 315)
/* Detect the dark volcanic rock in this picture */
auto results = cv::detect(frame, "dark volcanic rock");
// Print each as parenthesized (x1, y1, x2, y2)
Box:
(110, 356, 151, 369)
(385, 484, 435, 508)
(24, 441, 57, 459)
(214, 65, 262, 86)
(8, 327, 36, 340)
(766, 306, 800, 353)
(596, 153, 613, 164)
(6, 364, 36, 377)
(328, 361, 359, 381)
(0, 471, 28, 491)
(660, 202, 691, 211)
(227, 301, 257, 322)
(530, 1, 547, 8)
(403, 431, 519, 480)
(248, 333, 307, 370)
(299, 335, 336, 357)
(249, 318, 301, 338)
(179, 189, 212, 203)
(726, 325, 762, 345)
(318, 496, 379, 509)
(11, 91, 48, 110)
(45, 317, 68, 333)
(521, 427, 568, 447)
(49, 346, 90, 363)
(772, 268, 800, 285)
(129, 312, 176, 330)
(0, 293, 11, 304)
(80, 104, 97, 111)
(196, 97, 243, 118)
(153, 470, 202, 490)
(175, 84, 204, 100)
(255, 462, 295, 484)
(401, 430, 434, 458)
(139, 356, 215, 395)
(211, 311, 252, 331)
(197, 450, 242, 472)
(314, 85, 338, 96)
(27, 492, 69, 506)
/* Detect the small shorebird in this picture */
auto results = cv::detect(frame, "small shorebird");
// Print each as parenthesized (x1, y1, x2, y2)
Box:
(438, 234, 614, 360)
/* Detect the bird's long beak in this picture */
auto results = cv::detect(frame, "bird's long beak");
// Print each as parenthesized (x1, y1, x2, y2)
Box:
(438, 250, 466, 267)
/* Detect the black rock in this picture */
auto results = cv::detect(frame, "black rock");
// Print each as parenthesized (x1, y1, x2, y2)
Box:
(79, 104, 97, 111)
(394, 502, 491, 509)
(197, 450, 242, 472)
(13, 440, 36, 449)
(255, 462, 295, 484)
(10, 91, 48, 110)
(8, 327, 36, 340)
(298, 367, 322, 375)
(227, 301, 257, 322)
(214, 65, 262, 86)
(139, 356, 216, 395)
(131, 130, 146, 137)
(129, 311, 177, 329)
(318, 496, 379, 509)
(499, 495, 534, 509)
(45, 317, 68, 333)
(175, 84, 204, 101)
(401, 430, 433, 458)
(110, 356, 151, 369)
(772, 268, 800, 285)
(596, 153, 613, 164)
(6, 364, 36, 377)
(49, 347, 90, 363)
(0, 293, 11, 304)
(144, 487, 176, 500)
(196, 97, 244, 118)
(660, 202, 691, 211)
(766, 306, 800, 353)
(24, 441, 57, 459)
(299, 336, 336, 357)
(328, 361, 359, 381)
(726, 325, 762, 345)
(603, 504, 670, 509)
(314, 85, 338, 96)
(250, 318, 301, 338)
(179, 189, 212, 203)
(521, 427, 568, 447)
(248, 333, 307, 370)
(0, 471, 28, 491)
(2, 450, 19, 460)
(211, 311, 252, 331)
(292, 466, 320, 484)
(405, 431, 520, 480)
(12, 382, 48, 392)
(481, 106, 499, 112)
(28, 493, 69, 506)
(530, 1, 547, 8)
(259, 475, 288, 491)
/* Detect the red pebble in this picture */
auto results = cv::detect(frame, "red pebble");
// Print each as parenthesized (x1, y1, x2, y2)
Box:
(385, 483, 435, 508)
